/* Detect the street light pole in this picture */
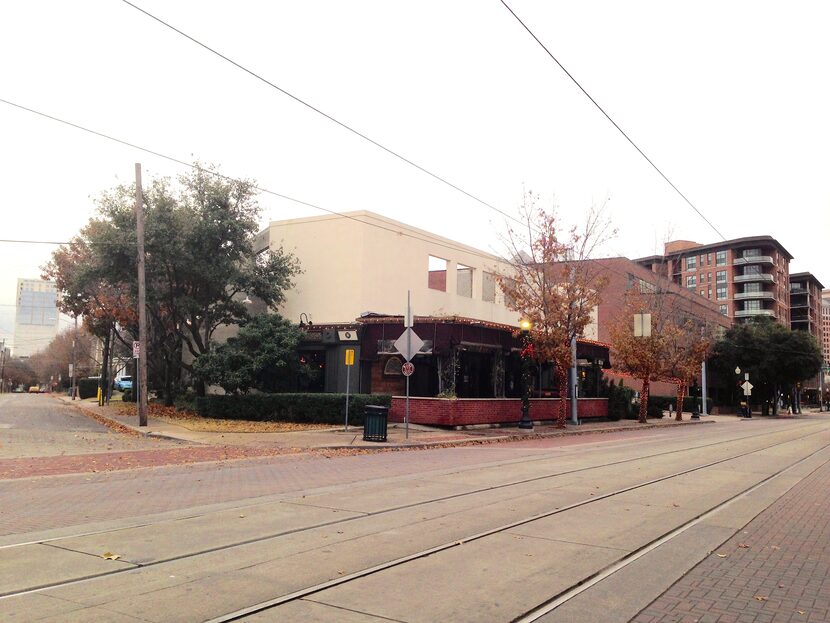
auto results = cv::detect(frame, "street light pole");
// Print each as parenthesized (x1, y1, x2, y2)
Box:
(518, 319, 533, 430)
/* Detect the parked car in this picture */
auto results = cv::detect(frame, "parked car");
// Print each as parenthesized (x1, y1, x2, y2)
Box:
(115, 376, 133, 391)
(28, 386, 39, 393)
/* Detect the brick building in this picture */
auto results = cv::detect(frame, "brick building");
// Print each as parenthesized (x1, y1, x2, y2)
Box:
(556, 257, 732, 399)
(635, 236, 792, 326)
(789, 273, 824, 339)
(822, 289, 830, 395)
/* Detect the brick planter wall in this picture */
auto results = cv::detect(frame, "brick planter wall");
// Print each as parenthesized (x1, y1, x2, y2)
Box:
(389, 397, 608, 427)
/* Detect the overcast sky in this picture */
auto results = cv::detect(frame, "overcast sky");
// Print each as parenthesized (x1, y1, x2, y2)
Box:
(2, 1, 828, 351)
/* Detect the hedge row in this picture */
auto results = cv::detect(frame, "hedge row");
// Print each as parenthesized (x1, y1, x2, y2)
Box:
(191, 393, 393, 425)
(647, 395, 707, 416)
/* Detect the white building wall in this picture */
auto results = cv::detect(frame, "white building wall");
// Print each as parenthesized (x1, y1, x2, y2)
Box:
(264, 211, 520, 327)
(13, 278, 59, 358)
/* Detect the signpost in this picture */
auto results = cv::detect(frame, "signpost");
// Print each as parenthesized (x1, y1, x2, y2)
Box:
(394, 291, 421, 440)
(344, 348, 355, 431)
(133, 341, 141, 408)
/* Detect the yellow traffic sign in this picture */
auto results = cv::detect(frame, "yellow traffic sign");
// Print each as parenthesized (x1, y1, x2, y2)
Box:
(345, 348, 355, 366)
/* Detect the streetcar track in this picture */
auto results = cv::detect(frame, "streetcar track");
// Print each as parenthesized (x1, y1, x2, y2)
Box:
(2, 419, 822, 553)
(1, 422, 828, 609)
(202, 429, 830, 622)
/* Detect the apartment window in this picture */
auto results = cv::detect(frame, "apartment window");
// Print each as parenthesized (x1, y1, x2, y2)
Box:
(716, 250, 727, 266)
(707, 253, 712, 265)
(700, 255, 705, 266)
(716, 286, 727, 300)
(716, 270, 727, 283)
(686, 256, 697, 270)
(744, 283, 761, 293)
(743, 248, 761, 258)
(686, 275, 696, 288)
(745, 300, 762, 311)
(707, 272, 711, 283)
(708, 287, 712, 298)
(719, 304, 728, 316)
(428, 256, 447, 291)
(457, 263, 473, 298)
(700, 289, 705, 297)
(482, 272, 496, 303)
(744, 265, 762, 276)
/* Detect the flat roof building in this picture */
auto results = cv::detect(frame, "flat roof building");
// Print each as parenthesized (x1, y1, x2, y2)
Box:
(12, 278, 59, 358)
(635, 236, 793, 327)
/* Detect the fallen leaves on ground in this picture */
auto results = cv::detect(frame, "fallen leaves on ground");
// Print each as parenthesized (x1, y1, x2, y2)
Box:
(738, 543, 750, 548)
(102, 552, 120, 560)
(755, 596, 767, 602)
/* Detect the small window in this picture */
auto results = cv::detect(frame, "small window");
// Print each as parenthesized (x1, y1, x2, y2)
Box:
(700, 289, 705, 297)
(501, 277, 517, 310)
(707, 272, 711, 283)
(428, 256, 447, 292)
(717, 286, 727, 300)
(482, 272, 496, 303)
(707, 253, 712, 265)
(686, 256, 697, 270)
(383, 356, 403, 376)
(716, 250, 727, 266)
(708, 287, 712, 298)
(686, 275, 696, 288)
(719, 304, 728, 316)
(457, 263, 472, 298)
(716, 270, 727, 283)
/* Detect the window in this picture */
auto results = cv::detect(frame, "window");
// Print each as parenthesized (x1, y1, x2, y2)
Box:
(745, 300, 762, 311)
(456, 263, 473, 298)
(719, 304, 728, 316)
(744, 283, 761, 293)
(482, 272, 496, 303)
(716, 286, 727, 300)
(700, 289, 705, 297)
(707, 272, 711, 283)
(744, 265, 762, 276)
(716, 250, 727, 266)
(700, 255, 705, 266)
(501, 277, 517, 310)
(708, 287, 712, 298)
(686, 256, 697, 270)
(707, 253, 712, 265)
(716, 270, 727, 283)
(17, 288, 57, 326)
(686, 275, 696, 288)
(428, 256, 447, 291)
(743, 248, 761, 258)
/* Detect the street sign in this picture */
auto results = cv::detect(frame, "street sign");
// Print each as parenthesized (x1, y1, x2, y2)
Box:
(132, 341, 141, 359)
(344, 348, 355, 366)
(402, 362, 415, 377)
(741, 380, 753, 396)
(394, 328, 424, 362)
(68, 363, 74, 378)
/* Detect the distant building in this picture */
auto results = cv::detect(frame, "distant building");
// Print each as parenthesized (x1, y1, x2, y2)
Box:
(789, 273, 825, 396)
(822, 289, 830, 392)
(635, 236, 793, 326)
(13, 279, 59, 358)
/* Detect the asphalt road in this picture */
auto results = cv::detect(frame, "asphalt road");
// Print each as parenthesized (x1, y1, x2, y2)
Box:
(1, 396, 829, 622)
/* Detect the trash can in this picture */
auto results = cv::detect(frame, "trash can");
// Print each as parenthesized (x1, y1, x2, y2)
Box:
(363, 405, 388, 442)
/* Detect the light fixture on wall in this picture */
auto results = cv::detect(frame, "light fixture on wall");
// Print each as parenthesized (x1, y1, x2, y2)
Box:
(299, 313, 312, 329)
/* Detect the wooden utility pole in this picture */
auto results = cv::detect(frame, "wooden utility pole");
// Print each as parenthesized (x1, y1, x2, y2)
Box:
(135, 163, 148, 426)
(71, 316, 77, 399)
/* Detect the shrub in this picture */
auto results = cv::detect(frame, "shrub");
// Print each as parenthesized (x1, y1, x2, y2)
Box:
(192, 393, 393, 425)
(78, 378, 99, 400)
(122, 388, 135, 402)
(603, 380, 636, 421)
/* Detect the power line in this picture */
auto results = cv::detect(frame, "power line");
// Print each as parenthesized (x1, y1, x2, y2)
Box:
(121, 0, 526, 231)
(0, 98, 514, 264)
(498, 0, 727, 242)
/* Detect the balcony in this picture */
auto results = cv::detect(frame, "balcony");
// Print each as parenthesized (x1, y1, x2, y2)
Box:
(734, 309, 776, 318)
(733, 255, 774, 266)
(734, 291, 775, 300)
(734, 273, 775, 284)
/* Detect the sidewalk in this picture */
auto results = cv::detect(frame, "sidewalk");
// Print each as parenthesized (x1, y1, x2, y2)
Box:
(59, 395, 719, 451)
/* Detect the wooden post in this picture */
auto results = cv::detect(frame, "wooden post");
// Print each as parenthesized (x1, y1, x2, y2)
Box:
(135, 164, 148, 427)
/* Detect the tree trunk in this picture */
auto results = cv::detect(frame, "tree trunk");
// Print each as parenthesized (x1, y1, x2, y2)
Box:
(99, 332, 110, 407)
(639, 378, 650, 424)
(557, 364, 569, 428)
(675, 383, 686, 421)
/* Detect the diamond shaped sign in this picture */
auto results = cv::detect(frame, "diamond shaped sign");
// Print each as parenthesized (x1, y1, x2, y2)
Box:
(394, 328, 424, 362)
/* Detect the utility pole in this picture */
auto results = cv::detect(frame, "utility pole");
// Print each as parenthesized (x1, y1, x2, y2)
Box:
(71, 316, 77, 399)
(570, 334, 579, 425)
(135, 163, 148, 427)
(0, 339, 6, 393)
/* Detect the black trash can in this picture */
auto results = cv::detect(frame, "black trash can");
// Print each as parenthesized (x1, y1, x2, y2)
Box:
(363, 404, 389, 442)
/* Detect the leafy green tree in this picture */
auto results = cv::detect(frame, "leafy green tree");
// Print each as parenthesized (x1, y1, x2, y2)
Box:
(710, 318, 822, 415)
(193, 314, 310, 394)
(45, 164, 301, 403)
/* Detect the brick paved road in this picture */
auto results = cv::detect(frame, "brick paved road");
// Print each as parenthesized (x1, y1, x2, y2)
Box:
(632, 455, 830, 623)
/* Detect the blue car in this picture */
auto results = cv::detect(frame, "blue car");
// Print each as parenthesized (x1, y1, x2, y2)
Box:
(115, 376, 133, 391)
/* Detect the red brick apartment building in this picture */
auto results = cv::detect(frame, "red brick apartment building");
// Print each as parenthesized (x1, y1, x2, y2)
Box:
(635, 236, 793, 326)
(823, 289, 830, 365)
